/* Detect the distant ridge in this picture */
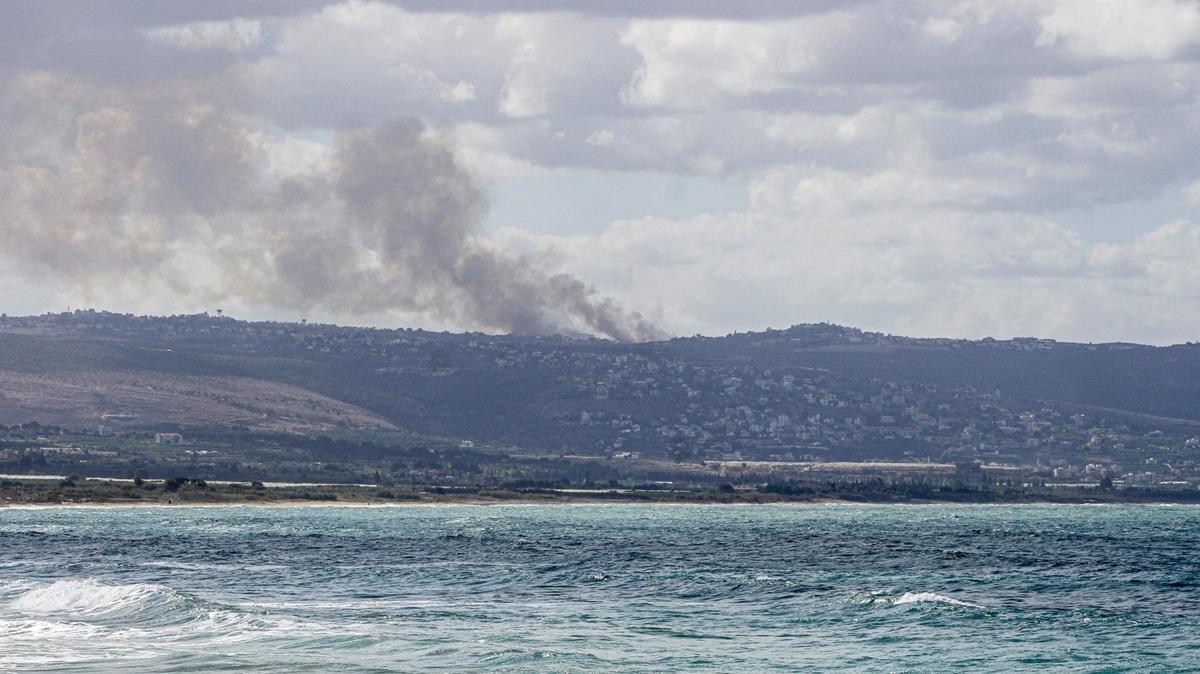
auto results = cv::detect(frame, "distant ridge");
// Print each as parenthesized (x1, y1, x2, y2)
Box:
(1, 310, 1198, 462)
(7, 309, 1197, 346)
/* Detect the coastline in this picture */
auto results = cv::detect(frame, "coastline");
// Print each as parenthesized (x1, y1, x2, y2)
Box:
(6, 492, 1200, 508)
(6, 474, 1200, 508)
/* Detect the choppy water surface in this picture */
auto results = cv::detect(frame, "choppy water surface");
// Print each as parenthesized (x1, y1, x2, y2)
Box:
(2, 504, 1199, 672)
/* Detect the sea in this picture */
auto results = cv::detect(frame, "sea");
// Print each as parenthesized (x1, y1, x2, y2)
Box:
(2, 503, 1199, 673)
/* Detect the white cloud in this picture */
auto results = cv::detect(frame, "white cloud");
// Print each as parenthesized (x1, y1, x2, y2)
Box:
(585, 129, 615, 146)
(512, 198, 1200, 343)
(248, 2, 506, 127)
(922, 17, 964, 43)
(1037, 0, 1200, 61)
(494, 13, 636, 119)
(619, 18, 823, 109)
(388, 63, 478, 103)
(145, 18, 264, 52)
(251, 132, 333, 179)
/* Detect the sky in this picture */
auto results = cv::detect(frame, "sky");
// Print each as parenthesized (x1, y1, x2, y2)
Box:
(1, 0, 1199, 343)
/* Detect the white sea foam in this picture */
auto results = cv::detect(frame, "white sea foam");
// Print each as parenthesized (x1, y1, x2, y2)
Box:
(4, 577, 311, 659)
(752, 574, 788, 582)
(0, 618, 160, 666)
(848, 589, 984, 608)
(890, 591, 983, 608)
(10, 579, 178, 616)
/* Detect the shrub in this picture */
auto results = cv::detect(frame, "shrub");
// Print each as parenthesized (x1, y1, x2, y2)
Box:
(163, 477, 189, 492)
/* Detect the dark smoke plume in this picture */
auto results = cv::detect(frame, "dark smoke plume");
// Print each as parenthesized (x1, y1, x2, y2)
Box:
(0, 74, 663, 341)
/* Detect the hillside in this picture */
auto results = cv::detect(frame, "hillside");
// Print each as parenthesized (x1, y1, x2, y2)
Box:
(1, 312, 1198, 465)
(0, 370, 396, 433)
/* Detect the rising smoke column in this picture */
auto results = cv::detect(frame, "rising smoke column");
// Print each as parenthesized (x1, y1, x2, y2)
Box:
(331, 121, 664, 341)
(0, 74, 663, 342)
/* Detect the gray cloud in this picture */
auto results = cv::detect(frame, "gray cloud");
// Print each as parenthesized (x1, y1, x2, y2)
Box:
(2, 0, 874, 31)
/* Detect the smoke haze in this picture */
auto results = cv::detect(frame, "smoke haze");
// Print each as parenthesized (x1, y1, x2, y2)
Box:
(0, 73, 663, 341)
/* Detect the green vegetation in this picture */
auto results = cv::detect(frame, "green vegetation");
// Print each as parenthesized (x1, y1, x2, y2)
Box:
(4, 475, 1198, 507)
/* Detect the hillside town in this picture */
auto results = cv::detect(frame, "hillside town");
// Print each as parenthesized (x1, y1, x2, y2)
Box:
(2, 311, 1199, 493)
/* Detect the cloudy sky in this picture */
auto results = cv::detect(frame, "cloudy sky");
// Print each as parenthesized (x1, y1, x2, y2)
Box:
(2, 0, 1200, 343)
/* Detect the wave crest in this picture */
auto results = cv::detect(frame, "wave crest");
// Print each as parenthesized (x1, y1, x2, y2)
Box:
(12, 579, 181, 615)
(891, 591, 983, 608)
(849, 589, 985, 609)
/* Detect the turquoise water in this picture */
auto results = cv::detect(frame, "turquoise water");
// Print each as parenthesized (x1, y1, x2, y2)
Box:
(2, 504, 1199, 672)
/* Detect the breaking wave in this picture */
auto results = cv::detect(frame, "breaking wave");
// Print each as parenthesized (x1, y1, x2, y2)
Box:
(890, 591, 984, 608)
(849, 589, 985, 609)
(12, 579, 182, 616)
(6, 578, 276, 635)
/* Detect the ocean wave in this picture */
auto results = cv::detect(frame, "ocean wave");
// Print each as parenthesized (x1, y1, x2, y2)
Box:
(6, 578, 281, 639)
(2, 578, 315, 662)
(849, 589, 984, 609)
(751, 574, 793, 584)
(0, 618, 160, 667)
(10, 579, 188, 619)
(890, 591, 984, 608)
